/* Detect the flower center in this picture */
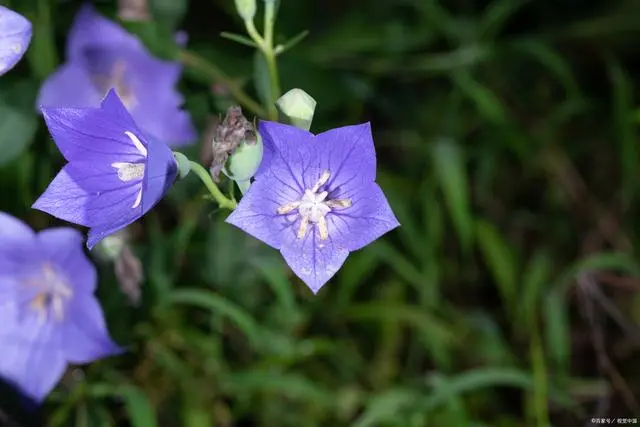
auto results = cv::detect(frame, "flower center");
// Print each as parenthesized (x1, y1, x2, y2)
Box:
(111, 131, 148, 209)
(24, 264, 73, 323)
(276, 170, 352, 240)
(94, 59, 137, 110)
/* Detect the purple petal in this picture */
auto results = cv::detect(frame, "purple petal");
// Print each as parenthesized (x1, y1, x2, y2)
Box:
(36, 228, 97, 294)
(0, 212, 36, 273)
(327, 183, 400, 251)
(255, 121, 315, 186)
(62, 293, 122, 364)
(40, 90, 147, 164)
(128, 59, 196, 146)
(315, 122, 377, 192)
(279, 226, 350, 294)
(0, 211, 34, 242)
(225, 171, 301, 249)
(0, 6, 32, 76)
(67, 4, 141, 61)
(142, 135, 177, 212)
(36, 62, 102, 109)
(32, 162, 143, 229)
(0, 301, 66, 402)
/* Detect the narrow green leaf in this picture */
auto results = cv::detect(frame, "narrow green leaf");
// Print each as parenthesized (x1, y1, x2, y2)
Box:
(452, 71, 508, 125)
(150, 0, 188, 29)
(543, 289, 570, 375)
(253, 50, 272, 110)
(607, 56, 636, 205)
(352, 389, 418, 427)
(475, 219, 518, 308)
(432, 137, 473, 253)
(118, 386, 158, 427)
(480, 0, 530, 40)
(554, 252, 640, 295)
(220, 32, 259, 48)
(168, 288, 262, 348)
(275, 30, 310, 55)
(520, 249, 553, 328)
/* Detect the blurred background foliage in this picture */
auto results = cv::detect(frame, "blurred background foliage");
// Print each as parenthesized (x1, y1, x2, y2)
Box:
(1, 0, 640, 425)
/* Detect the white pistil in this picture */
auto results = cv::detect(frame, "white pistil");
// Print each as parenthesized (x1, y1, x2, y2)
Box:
(276, 170, 352, 240)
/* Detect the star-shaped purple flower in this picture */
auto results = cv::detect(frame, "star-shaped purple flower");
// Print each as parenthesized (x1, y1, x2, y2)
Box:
(0, 6, 32, 76)
(226, 121, 400, 293)
(36, 4, 195, 147)
(33, 89, 178, 249)
(0, 212, 121, 403)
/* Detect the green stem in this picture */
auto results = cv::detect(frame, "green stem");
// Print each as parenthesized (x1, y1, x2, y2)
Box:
(243, 2, 281, 121)
(189, 161, 237, 210)
(263, 0, 281, 120)
(178, 50, 267, 119)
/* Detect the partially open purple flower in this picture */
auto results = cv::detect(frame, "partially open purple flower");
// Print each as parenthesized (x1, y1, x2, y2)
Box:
(0, 6, 32, 76)
(33, 90, 178, 249)
(226, 121, 400, 293)
(0, 212, 121, 403)
(36, 4, 195, 147)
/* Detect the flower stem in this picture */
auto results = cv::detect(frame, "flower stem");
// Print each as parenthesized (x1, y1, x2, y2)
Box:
(188, 161, 237, 210)
(178, 49, 268, 119)
(243, 0, 282, 121)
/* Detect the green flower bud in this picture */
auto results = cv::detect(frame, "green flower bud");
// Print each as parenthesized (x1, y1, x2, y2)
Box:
(234, 0, 256, 21)
(276, 88, 317, 131)
(173, 151, 191, 179)
(223, 133, 264, 183)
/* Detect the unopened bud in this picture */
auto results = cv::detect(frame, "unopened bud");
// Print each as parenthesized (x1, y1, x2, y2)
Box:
(223, 133, 263, 187)
(234, 0, 256, 21)
(276, 88, 316, 131)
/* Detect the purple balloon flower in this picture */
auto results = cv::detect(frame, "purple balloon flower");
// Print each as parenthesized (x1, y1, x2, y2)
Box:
(36, 4, 196, 147)
(0, 212, 121, 403)
(0, 6, 32, 76)
(33, 89, 178, 249)
(226, 121, 400, 293)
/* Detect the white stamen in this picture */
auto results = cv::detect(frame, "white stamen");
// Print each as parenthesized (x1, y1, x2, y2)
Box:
(125, 131, 147, 156)
(26, 264, 74, 323)
(276, 170, 352, 241)
(132, 188, 143, 209)
(112, 162, 145, 182)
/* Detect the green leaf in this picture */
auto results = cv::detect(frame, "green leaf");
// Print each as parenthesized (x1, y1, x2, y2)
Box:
(432, 137, 473, 253)
(0, 80, 39, 166)
(118, 386, 158, 427)
(607, 56, 636, 205)
(253, 50, 272, 110)
(221, 32, 259, 48)
(554, 252, 640, 295)
(543, 289, 570, 375)
(352, 388, 419, 427)
(415, 368, 574, 412)
(150, 0, 188, 29)
(168, 288, 263, 348)
(520, 249, 553, 328)
(480, 0, 530, 40)
(475, 219, 518, 308)
(275, 30, 310, 55)
(452, 71, 508, 125)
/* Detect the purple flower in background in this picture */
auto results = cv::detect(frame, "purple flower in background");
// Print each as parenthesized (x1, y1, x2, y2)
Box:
(0, 212, 121, 403)
(33, 90, 178, 249)
(226, 121, 400, 293)
(36, 4, 196, 147)
(0, 6, 32, 76)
